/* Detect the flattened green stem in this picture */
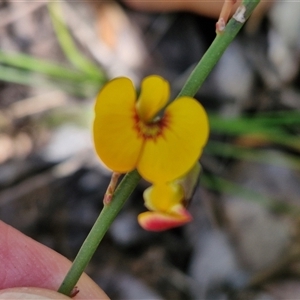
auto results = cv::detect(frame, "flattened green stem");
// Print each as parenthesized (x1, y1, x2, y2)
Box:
(58, 170, 141, 296)
(58, 0, 260, 296)
(177, 0, 260, 98)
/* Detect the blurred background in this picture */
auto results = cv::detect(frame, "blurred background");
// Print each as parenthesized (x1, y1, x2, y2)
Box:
(0, 0, 300, 299)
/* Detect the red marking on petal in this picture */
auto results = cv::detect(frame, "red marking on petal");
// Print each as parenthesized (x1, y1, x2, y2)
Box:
(138, 209, 192, 232)
(133, 108, 170, 141)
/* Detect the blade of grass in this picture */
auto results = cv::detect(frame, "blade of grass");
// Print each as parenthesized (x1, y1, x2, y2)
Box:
(209, 112, 300, 129)
(201, 173, 300, 215)
(201, 173, 272, 207)
(205, 140, 300, 171)
(254, 111, 300, 126)
(209, 114, 300, 151)
(0, 65, 55, 88)
(48, 1, 105, 81)
(0, 65, 100, 97)
(0, 50, 102, 83)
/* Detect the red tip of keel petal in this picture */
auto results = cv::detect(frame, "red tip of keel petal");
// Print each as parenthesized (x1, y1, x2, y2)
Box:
(138, 208, 192, 232)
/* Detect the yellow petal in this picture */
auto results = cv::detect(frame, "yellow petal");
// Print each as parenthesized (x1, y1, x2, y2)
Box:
(143, 182, 184, 212)
(138, 206, 192, 231)
(137, 97, 209, 183)
(93, 77, 143, 173)
(136, 75, 170, 123)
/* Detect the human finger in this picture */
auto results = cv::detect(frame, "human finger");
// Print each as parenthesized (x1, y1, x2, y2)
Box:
(0, 221, 109, 299)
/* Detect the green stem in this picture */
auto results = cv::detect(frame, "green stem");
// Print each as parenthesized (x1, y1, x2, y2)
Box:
(178, 0, 260, 98)
(58, 0, 260, 296)
(58, 170, 141, 296)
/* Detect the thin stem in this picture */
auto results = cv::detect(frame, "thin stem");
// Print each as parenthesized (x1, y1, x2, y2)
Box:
(177, 0, 260, 98)
(58, 0, 260, 296)
(58, 170, 141, 296)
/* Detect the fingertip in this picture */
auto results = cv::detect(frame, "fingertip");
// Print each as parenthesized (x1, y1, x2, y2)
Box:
(0, 287, 71, 299)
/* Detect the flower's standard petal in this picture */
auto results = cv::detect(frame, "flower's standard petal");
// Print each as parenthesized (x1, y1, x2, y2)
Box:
(136, 75, 170, 123)
(143, 182, 184, 212)
(138, 206, 192, 231)
(137, 97, 209, 183)
(93, 77, 143, 173)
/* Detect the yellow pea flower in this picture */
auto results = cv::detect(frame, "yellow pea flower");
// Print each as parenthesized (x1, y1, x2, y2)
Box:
(93, 75, 209, 183)
(138, 163, 201, 231)
(138, 182, 192, 231)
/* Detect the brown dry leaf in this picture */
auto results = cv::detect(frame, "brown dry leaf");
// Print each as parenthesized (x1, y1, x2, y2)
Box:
(234, 133, 272, 148)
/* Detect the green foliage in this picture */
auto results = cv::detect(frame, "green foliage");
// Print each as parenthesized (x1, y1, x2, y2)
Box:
(207, 111, 300, 166)
(0, 2, 106, 97)
(47, 2, 105, 81)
